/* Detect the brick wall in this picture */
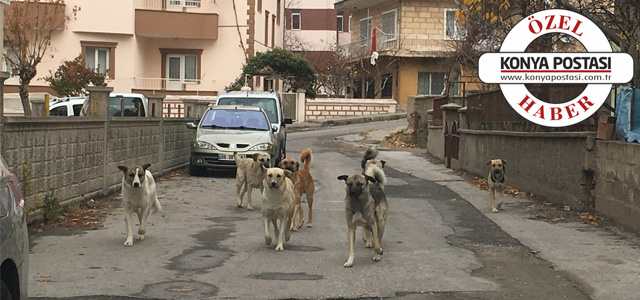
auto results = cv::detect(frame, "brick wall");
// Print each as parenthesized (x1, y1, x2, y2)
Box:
(400, 0, 457, 52)
(305, 98, 397, 121)
(0, 118, 195, 212)
(594, 141, 640, 232)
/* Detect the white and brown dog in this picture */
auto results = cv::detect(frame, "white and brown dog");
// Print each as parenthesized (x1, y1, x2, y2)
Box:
(262, 167, 295, 251)
(117, 164, 163, 247)
(487, 159, 506, 213)
(235, 153, 270, 210)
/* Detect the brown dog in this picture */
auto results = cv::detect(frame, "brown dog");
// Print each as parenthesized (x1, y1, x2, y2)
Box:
(487, 159, 506, 213)
(279, 149, 315, 230)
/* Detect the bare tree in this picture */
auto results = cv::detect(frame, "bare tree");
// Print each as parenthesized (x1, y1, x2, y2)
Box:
(312, 44, 357, 97)
(4, 0, 67, 116)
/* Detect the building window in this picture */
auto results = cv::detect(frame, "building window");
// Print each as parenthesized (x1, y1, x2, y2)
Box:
(257, 0, 262, 12)
(264, 78, 274, 92)
(85, 47, 109, 75)
(160, 48, 202, 90)
(265, 11, 270, 45)
(81, 41, 117, 79)
(337, 15, 344, 32)
(359, 17, 372, 42)
(168, 0, 200, 8)
(291, 12, 301, 30)
(50, 105, 68, 116)
(276, 0, 281, 24)
(381, 9, 397, 41)
(381, 73, 393, 98)
(417, 72, 446, 95)
(272, 15, 276, 47)
(445, 9, 462, 40)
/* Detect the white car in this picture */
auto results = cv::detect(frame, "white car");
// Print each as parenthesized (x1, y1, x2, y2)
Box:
(49, 93, 149, 117)
(48, 96, 86, 117)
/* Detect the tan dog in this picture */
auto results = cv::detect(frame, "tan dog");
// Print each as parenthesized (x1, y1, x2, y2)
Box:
(487, 159, 506, 213)
(279, 149, 316, 231)
(262, 167, 295, 251)
(235, 153, 270, 210)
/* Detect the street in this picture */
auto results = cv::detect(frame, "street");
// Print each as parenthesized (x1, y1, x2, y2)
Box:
(29, 120, 597, 300)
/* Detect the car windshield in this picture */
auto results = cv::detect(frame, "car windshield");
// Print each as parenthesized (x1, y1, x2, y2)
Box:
(200, 109, 270, 131)
(217, 97, 279, 124)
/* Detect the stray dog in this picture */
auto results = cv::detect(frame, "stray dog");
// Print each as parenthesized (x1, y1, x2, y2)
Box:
(362, 152, 388, 249)
(361, 147, 379, 171)
(262, 167, 295, 251)
(235, 153, 270, 210)
(338, 174, 383, 267)
(118, 164, 162, 247)
(281, 149, 315, 231)
(487, 159, 506, 213)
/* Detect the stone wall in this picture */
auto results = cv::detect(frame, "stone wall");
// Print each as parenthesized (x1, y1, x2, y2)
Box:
(459, 130, 594, 210)
(0, 117, 195, 212)
(594, 141, 640, 232)
(305, 98, 397, 121)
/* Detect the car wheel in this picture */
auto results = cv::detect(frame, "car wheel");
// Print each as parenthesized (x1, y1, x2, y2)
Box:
(1, 280, 13, 300)
(189, 164, 205, 176)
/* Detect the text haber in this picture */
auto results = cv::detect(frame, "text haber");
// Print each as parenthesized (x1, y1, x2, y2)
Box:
(528, 14, 583, 36)
(518, 95, 595, 121)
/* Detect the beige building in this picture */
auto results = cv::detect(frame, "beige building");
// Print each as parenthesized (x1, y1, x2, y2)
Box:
(335, 0, 468, 109)
(5, 0, 285, 101)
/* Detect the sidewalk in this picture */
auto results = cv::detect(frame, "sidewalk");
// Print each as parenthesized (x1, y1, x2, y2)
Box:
(288, 112, 406, 133)
(351, 129, 640, 300)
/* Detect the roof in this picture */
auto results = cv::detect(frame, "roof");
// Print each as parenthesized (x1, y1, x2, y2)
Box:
(219, 90, 278, 98)
(213, 105, 263, 111)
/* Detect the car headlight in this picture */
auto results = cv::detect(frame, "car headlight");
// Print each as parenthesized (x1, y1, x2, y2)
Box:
(194, 141, 217, 150)
(249, 143, 272, 151)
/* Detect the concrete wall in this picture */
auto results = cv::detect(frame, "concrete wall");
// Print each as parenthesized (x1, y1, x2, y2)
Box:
(427, 126, 444, 160)
(594, 141, 640, 232)
(459, 130, 594, 210)
(0, 118, 194, 212)
(305, 98, 397, 121)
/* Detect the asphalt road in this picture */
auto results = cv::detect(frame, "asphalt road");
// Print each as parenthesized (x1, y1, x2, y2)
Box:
(29, 120, 591, 300)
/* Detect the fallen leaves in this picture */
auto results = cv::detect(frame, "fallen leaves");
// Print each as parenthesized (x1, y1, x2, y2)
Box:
(383, 129, 416, 149)
(579, 212, 601, 225)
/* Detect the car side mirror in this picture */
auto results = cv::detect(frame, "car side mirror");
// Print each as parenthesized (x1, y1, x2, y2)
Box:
(186, 122, 197, 129)
(284, 118, 293, 125)
(272, 124, 279, 132)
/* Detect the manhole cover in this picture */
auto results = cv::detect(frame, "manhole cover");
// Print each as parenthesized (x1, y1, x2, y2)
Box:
(139, 280, 218, 299)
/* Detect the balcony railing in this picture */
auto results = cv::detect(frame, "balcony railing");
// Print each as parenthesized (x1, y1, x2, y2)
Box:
(338, 34, 455, 59)
(133, 77, 216, 93)
(136, 0, 216, 11)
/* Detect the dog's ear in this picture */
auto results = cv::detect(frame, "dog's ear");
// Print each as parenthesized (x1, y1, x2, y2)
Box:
(142, 163, 151, 171)
(337, 175, 348, 182)
(117, 166, 128, 173)
(365, 175, 377, 184)
(380, 160, 386, 168)
(486, 160, 492, 166)
(501, 159, 507, 165)
(294, 161, 300, 172)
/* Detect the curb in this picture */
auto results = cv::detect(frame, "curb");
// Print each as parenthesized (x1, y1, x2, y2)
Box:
(288, 112, 407, 133)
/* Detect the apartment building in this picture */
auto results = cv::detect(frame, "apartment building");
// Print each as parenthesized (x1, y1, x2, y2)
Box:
(284, 0, 350, 72)
(5, 0, 284, 101)
(335, 0, 466, 109)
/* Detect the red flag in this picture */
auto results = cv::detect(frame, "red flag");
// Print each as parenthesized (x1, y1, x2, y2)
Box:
(370, 28, 377, 53)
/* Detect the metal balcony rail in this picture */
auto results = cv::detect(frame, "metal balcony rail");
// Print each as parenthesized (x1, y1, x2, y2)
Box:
(133, 77, 216, 92)
(136, 0, 215, 10)
(337, 34, 455, 59)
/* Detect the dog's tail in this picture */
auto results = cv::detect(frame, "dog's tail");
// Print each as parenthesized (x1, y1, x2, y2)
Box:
(300, 148, 312, 172)
(152, 196, 163, 214)
(361, 147, 379, 170)
(365, 163, 386, 186)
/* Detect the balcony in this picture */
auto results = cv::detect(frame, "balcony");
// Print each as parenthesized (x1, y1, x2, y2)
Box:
(131, 77, 217, 96)
(338, 34, 455, 59)
(135, 0, 218, 40)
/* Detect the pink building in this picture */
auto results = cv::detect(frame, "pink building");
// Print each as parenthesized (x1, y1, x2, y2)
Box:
(5, 0, 285, 103)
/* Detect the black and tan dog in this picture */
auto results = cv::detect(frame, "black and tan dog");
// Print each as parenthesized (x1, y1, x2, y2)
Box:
(487, 159, 506, 213)
(337, 174, 384, 267)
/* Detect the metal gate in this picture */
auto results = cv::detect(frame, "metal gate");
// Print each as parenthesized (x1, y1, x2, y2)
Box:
(444, 121, 459, 168)
(281, 93, 298, 121)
